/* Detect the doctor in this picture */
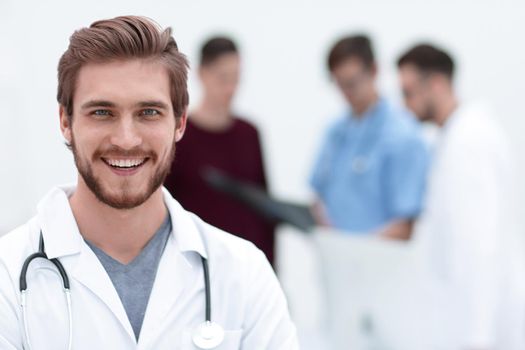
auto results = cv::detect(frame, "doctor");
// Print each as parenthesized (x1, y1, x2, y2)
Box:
(310, 34, 428, 239)
(0, 16, 298, 350)
(397, 44, 525, 349)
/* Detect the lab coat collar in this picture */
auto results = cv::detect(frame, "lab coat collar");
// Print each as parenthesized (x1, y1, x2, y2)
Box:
(439, 101, 464, 132)
(162, 187, 208, 260)
(36, 184, 83, 259)
(35, 184, 207, 344)
(37, 184, 208, 260)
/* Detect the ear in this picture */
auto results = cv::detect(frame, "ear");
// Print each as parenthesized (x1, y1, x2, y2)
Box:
(174, 109, 188, 142)
(59, 105, 72, 144)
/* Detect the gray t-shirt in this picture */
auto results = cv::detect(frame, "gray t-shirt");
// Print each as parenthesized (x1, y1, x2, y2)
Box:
(85, 215, 171, 340)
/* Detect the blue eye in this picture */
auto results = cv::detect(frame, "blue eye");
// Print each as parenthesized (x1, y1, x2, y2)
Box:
(93, 110, 111, 116)
(141, 109, 160, 116)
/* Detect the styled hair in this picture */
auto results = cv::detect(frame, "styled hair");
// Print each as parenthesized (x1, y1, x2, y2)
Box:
(397, 43, 455, 79)
(57, 15, 189, 120)
(200, 36, 238, 66)
(327, 34, 375, 72)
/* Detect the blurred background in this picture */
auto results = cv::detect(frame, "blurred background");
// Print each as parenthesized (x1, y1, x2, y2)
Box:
(1, 0, 525, 349)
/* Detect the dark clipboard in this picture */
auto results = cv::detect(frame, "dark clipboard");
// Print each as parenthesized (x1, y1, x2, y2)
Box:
(201, 167, 315, 232)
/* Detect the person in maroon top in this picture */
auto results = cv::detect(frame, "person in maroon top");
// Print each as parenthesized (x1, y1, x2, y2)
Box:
(164, 36, 276, 264)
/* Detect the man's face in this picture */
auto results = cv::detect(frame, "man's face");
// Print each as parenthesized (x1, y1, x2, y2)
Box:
(199, 53, 240, 107)
(60, 59, 186, 209)
(332, 57, 376, 110)
(398, 64, 434, 122)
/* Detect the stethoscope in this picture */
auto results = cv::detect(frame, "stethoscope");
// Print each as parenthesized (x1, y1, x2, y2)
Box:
(19, 232, 225, 349)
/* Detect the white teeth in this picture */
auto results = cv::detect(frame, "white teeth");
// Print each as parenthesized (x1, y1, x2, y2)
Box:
(106, 158, 146, 168)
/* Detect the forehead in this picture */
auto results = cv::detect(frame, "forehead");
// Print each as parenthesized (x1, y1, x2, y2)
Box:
(399, 64, 423, 83)
(332, 57, 367, 76)
(74, 59, 172, 106)
(202, 53, 240, 71)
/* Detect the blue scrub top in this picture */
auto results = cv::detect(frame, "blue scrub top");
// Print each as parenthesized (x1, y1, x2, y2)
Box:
(310, 98, 429, 233)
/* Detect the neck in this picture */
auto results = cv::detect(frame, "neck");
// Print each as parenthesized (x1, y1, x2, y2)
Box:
(191, 98, 233, 131)
(352, 91, 379, 117)
(434, 93, 458, 127)
(69, 177, 167, 264)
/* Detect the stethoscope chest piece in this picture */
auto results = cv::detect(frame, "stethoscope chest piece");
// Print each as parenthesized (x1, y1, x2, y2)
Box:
(192, 321, 225, 349)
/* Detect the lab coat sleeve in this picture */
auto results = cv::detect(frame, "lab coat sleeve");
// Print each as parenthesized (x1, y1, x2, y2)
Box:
(442, 143, 503, 348)
(0, 259, 24, 349)
(240, 248, 299, 350)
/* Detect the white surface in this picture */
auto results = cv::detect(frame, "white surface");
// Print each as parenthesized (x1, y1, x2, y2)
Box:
(277, 226, 432, 350)
(278, 223, 525, 349)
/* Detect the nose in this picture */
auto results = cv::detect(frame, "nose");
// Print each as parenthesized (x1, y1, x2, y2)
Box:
(109, 116, 142, 150)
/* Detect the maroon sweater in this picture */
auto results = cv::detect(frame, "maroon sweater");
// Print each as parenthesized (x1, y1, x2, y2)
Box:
(164, 117, 275, 264)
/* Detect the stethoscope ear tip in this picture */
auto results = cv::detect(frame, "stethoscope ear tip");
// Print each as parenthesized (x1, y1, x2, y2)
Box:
(192, 321, 225, 349)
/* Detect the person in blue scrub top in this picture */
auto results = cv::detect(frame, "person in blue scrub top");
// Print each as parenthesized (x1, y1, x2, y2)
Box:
(310, 35, 429, 239)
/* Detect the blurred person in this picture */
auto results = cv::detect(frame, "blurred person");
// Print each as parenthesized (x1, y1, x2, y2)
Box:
(310, 35, 429, 239)
(0, 16, 298, 349)
(164, 37, 276, 264)
(398, 44, 525, 349)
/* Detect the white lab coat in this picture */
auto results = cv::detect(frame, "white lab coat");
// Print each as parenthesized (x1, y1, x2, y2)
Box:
(0, 185, 298, 350)
(414, 103, 525, 349)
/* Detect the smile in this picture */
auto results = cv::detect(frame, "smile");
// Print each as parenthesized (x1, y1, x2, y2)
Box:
(102, 158, 148, 169)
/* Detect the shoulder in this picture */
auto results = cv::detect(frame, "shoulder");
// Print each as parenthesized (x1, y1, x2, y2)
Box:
(232, 117, 259, 135)
(380, 102, 426, 150)
(186, 215, 297, 348)
(451, 104, 505, 142)
(229, 117, 265, 147)
(444, 103, 510, 160)
(0, 218, 38, 292)
(0, 218, 37, 261)
(321, 114, 349, 142)
(384, 101, 421, 135)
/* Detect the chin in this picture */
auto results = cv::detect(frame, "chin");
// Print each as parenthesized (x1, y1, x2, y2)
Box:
(101, 190, 152, 210)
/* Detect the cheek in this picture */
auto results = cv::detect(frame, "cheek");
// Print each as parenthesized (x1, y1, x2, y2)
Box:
(406, 95, 420, 110)
(71, 126, 96, 152)
(151, 127, 176, 151)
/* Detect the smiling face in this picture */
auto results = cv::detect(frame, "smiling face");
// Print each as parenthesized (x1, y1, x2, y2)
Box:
(60, 59, 186, 209)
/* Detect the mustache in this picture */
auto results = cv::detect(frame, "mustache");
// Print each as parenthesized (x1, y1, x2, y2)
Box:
(93, 146, 157, 160)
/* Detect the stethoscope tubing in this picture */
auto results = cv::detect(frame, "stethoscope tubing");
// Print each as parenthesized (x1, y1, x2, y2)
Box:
(19, 232, 216, 350)
(19, 233, 72, 350)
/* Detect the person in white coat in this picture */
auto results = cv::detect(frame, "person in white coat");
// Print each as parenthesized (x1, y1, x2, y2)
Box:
(397, 44, 525, 350)
(0, 16, 298, 350)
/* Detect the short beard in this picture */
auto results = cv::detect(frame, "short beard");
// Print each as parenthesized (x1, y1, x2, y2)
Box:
(70, 134, 176, 210)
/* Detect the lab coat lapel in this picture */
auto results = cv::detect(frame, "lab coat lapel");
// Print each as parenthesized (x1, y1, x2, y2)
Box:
(37, 185, 136, 342)
(72, 243, 136, 341)
(138, 190, 205, 348)
(138, 235, 196, 348)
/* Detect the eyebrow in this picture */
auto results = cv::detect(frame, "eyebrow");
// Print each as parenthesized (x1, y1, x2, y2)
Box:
(136, 100, 170, 110)
(80, 100, 116, 110)
(80, 100, 170, 110)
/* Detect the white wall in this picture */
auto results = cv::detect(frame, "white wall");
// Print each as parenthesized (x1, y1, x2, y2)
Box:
(1, 0, 524, 232)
